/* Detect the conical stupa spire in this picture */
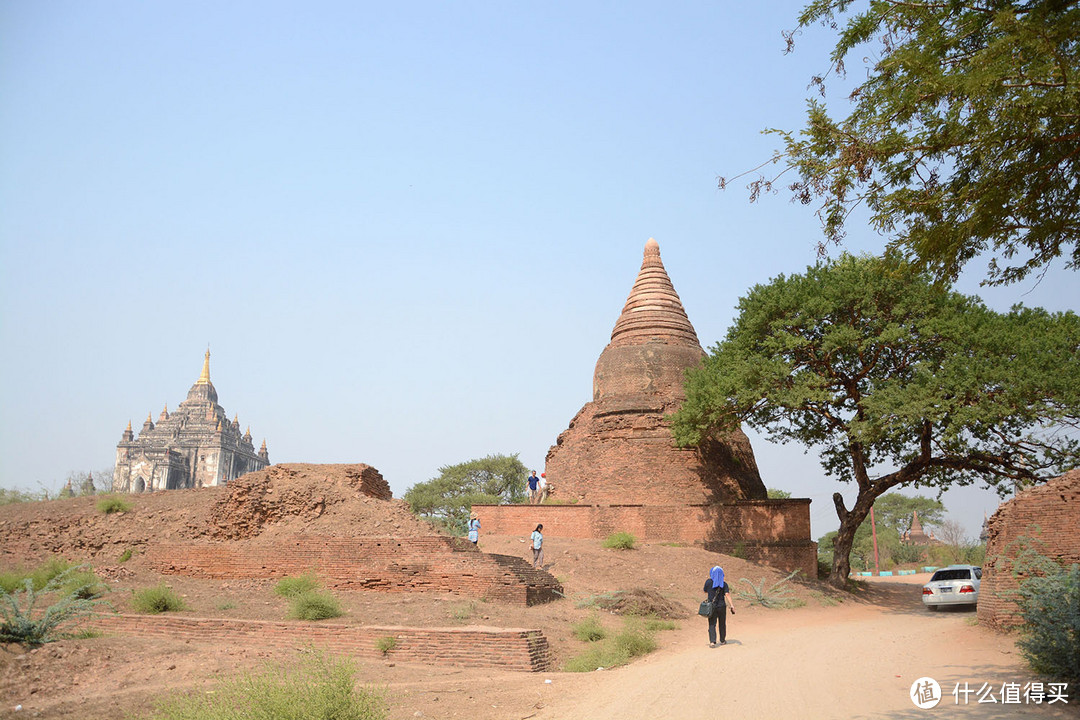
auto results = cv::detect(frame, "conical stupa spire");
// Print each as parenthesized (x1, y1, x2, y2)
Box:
(609, 238, 699, 347)
(197, 349, 211, 385)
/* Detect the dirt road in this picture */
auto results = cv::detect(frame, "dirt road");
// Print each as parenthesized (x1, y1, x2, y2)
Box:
(504, 580, 1075, 720)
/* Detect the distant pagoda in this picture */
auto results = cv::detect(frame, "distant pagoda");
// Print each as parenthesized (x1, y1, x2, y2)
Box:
(544, 238, 766, 505)
(112, 351, 269, 493)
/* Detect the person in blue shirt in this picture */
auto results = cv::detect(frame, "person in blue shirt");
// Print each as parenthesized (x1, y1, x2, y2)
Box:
(527, 471, 540, 503)
(530, 524, 544, 568)
(703, 565, 736, 647)
(467, 512, 481, 545)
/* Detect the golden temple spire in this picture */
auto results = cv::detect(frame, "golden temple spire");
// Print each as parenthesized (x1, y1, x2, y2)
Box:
(196, 349, 211, 385)
(126, 420, 132, 432)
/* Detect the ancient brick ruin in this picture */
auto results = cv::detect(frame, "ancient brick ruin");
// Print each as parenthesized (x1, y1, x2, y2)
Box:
(479, 239, 816, 576)
(545, 238, 766, 505)
(977, 469, 1080, 629)
(112, 351, 269, 493)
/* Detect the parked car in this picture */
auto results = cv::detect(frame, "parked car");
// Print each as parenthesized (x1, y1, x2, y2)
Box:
(922, 565, 981, 609)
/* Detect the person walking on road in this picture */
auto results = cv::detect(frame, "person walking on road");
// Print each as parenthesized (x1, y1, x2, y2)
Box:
(703, 565, 735, 647)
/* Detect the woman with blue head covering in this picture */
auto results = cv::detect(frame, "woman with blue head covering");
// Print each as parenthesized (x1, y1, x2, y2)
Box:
(704, 565, 735, 647)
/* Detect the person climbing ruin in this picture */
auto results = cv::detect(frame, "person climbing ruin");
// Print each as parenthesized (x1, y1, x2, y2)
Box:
(703, 565, 735, 647)
(467, 512, 481, 545)
(531, 524, 544, 568)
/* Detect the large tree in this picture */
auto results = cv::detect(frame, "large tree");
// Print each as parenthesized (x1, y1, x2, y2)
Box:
(736, 0, 1080, 285)
(403, 454, 528, 533)
(671, 254, 1080, 586)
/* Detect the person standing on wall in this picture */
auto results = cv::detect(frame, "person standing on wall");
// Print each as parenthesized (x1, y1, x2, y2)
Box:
(467, 512, 481, 546)
(704, 565, 735, 647)
(538, 473, 549, 504)
(531, 524, 544, 568)
(527, 471, 540, 504)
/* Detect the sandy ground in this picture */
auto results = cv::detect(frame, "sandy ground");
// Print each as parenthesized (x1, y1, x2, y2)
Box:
(1, 480, 1076, 720)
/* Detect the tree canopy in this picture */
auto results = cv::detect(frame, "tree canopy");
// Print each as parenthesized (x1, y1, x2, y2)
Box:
(737, 0, 1080, 285)
(403, 453, 528, 533)
(671, 253, 1080, 585)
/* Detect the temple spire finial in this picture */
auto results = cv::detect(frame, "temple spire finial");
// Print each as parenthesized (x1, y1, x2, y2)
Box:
(197, 349, 211, 385)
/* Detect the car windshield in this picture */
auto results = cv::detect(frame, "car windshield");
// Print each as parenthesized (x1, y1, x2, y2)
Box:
(931, 569, 971, 581)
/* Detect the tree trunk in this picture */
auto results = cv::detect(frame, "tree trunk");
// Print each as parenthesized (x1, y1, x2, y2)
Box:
(829, 490, 878, 588)
(830, 514, 858, 588)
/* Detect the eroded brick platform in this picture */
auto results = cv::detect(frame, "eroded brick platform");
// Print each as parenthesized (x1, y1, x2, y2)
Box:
(475, 501, 817, 578)
(88, 614, 553, 671)
(148, 536, 563, 605)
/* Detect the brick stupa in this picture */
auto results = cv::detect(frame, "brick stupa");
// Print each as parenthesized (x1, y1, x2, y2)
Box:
(544, 238, 766, 505)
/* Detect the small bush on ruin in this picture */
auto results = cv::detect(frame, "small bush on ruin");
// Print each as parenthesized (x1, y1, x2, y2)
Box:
(449, 602, 476, 621)
(0, 566, 113, 647)
(145, 650, 387, 720)
(117, 548, 135, 563)
(735, 570, 802, 609)
(133, 584, 188, 614)
(572, 615, 607, 642)
(602, 532, 637, 550)
(1, 557, 79, 594)
(375, 636, 397, 656)
(96, 496, 132, 514)
(274, 574, 320, 598)
(288, 591, 343, 621)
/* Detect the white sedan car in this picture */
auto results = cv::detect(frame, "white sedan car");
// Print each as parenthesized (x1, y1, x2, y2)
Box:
(922, 565, 981, 609)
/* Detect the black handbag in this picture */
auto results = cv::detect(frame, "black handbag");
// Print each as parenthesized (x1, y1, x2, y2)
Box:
(698, 600, 714, 617)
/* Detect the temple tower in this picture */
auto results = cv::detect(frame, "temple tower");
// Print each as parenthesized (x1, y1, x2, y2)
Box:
(544, 239, 766, 505)
(113, 351, 270, 493)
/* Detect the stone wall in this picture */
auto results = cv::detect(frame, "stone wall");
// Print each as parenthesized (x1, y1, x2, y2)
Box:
(977, 470, 1080, 629)
(474, 500, 817, 578)
(89, 615, 552, 671)
(148, 536, 563, 606)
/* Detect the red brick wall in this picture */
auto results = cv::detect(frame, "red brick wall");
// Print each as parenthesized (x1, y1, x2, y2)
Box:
(148, 536, 562, 606)
(88, 614, 552, 672)
(978, 470, 1080, 629)
(473, 501, 818, 578)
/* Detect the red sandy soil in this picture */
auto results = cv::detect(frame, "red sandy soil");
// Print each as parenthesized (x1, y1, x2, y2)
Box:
(1, 466, 1074, 719)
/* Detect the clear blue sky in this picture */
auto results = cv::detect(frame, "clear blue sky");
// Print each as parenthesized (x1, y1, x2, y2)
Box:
(2, 1, 1076, 541)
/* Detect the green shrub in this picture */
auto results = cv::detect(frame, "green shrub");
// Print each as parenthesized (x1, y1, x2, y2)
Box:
(96, 496, 132, 514)
(612, 623, 657, 657)
(117, 548, 135, 563)
(288, 591, 343, 621)
(572, 615, 607, 642)
(375, 636, 397, 656)
(564, 620, 659, 672)
(643, 618, 677, 632)
(1, 557, 81, 594)
(145, 651, 387, 720)
(732, 541, 748, 560)
(0, 488, 48, 505)
(0, 566, 113, 647)
(133, 585, 188, 614)
(274, 574, 320, 598)
(449, 602, 476, 621)
(602, 532, 637, 550)
(61, 568, 106, 600)
(217, 602, 237, 611)
(1013, 560, 1080, 694)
